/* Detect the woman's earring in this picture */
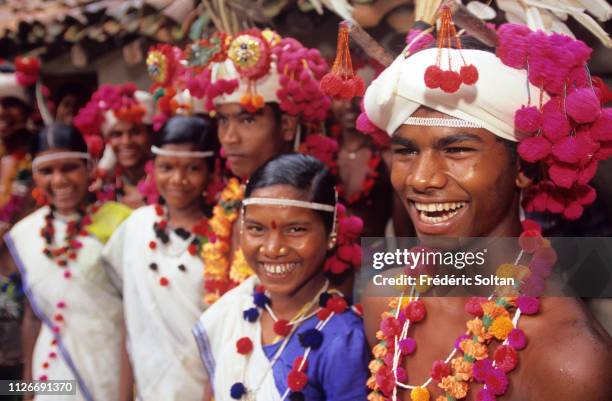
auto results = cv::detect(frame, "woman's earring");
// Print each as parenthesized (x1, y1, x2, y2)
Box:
(327, 233, 337, 250)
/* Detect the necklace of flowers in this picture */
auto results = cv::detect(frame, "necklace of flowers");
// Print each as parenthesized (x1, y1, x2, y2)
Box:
(367, 227, 556, 401)
(37, 202, 100, 381)
(147, 202, 211, 287)
(338, 150, 381, 206)
(201, 177, 253, 304)
(231, 280, 360, 401)
(0, 151, 31, 229)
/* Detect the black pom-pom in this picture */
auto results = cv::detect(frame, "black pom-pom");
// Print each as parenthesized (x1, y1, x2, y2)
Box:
(289, 392, 305, 401)
(177, 264, 186, 272)
(174, 228, 191, 240)
(149, 263, 158, 271)
(298, 328, 324, 350)
(319, 292, 331, 308)
(243, 307, 260, 322)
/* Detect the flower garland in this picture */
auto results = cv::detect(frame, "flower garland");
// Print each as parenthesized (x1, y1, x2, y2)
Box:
(367, 228, 556, 401)
(147, 203, 211, 287)
(231, 282, 360, 400)
(37, 203, 99, 381)
(0, 152, 31, 228)
(201, 177, 252, 305)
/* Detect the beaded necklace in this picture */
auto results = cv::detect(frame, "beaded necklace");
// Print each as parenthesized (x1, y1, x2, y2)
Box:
(37, 203, 99, 380)
(147, 203, 211, 287)
(367, 229, 556, 401)
(232, 280, 361, 401)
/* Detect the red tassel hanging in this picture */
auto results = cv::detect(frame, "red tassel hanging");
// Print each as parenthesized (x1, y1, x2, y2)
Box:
(320, 22, 365, 100)
(424, 5, 479, 93)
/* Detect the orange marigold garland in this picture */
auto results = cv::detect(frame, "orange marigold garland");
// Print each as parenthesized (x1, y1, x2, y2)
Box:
(201, 178, 253, 304)
(320, 21, 365, 100)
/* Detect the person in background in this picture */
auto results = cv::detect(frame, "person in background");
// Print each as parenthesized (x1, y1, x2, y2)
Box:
(53, 82, 91, 126)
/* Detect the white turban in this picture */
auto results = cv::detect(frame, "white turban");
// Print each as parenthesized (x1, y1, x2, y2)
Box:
(363, 48, 546, 142)
(100, 90, 155, 136)
(211, 59, 280, 105)
(0, 73, 29, 103)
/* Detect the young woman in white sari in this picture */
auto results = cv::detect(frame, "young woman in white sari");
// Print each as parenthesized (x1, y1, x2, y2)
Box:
(6, 123, 131, 401)
(194, 154, 369, 401)
(103, 115, 218, 401)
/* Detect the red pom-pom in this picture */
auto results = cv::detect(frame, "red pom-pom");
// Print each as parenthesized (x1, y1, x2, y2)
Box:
(317, 307, 332, 321)
(439, 70, 462, 93)
(326, 295, 348, 314)
(405, 299, 426, 322)
(188, 244, 198, 256)
(424, 65, 442, 89)
(352, 76, 366, 97)
(159, 276, 169, 286)
(518, 136, 550, 162)
(566, 88, 601, 124)
(519, 230, 542, 253)
(431, 360, 451, 380)
(292, 356, 308, 372)
(148, 241, 157, 250)
(287, 370, 308, 392)
(460, 64, 479, 85)
(236, 337, 253, 355)
(515, 106, 542, 133)
(273, 320, 292, 337)
(494, 345, 518, 373)
(320, 73, 343, 97)
(563, 201, 584, 220)
(338, 81, 356, 99)
(465, 297, 486, 317)
(575, 184, 596, 206)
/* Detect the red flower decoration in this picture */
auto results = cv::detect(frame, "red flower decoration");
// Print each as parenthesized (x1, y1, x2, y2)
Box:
(317, 307, 332, 321)
(287, 370, 308, 392)
(236, 337, 253, 355)
(405, 300, 426, 322)
(460, 64, 479, 85)
(493, 345, 518, 373)
(292, 356, 308, 372)
(431, 360, 451, 380)
(273, 320, 292, 337)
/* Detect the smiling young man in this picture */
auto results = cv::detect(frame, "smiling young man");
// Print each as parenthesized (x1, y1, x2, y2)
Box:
(360, 28, 612, 401)
(181, 28, 331, 302)
(74, 83, 154, 208)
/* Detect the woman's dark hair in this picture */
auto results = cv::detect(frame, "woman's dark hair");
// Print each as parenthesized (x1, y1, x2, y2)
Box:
(154, 115, 219, 170)
(30, 123, 88, 156)
(245, 153, 336, 233)
(52, 82, 91, 108)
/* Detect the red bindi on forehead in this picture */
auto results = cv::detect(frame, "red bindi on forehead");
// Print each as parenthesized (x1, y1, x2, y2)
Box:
(271, 220, 277, 229)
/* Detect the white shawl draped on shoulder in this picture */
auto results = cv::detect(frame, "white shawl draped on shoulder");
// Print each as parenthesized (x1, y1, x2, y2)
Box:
(6, 206, 122, 401)
(194, 276, 281, 401)
(102, 205, 208, 401)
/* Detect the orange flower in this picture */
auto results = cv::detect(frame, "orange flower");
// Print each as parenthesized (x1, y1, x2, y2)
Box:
(460, 339, 488, 360)
(451, 356, 473, 381)
(368, 359, 384, 374)
(410, 387, 430, 401)
(372, 343, 388, 358)
(368, 391, 386, 401)
(481, 301, 510, 319)
(438, 376, 468, 399)
(489, 315, 514, 340)
(466, 318, 488, 340)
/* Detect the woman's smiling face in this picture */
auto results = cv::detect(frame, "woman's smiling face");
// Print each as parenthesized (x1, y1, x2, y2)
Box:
(241, 184, 329, 296)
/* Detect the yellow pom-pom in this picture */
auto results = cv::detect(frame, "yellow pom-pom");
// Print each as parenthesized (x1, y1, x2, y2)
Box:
(489, 315, 514, 340)
(410, 387, 430, 401)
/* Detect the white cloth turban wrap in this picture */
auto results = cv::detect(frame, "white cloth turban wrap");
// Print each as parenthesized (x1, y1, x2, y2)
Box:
(211, 59, 280, 105)
(363, 48, 546, 142)
(0, 73, 29, 103)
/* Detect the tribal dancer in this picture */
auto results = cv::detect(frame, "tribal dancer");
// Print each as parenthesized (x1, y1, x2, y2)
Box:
(194, 153, 368, 401)
(6, 124, 131, 401)
(103, 116, 218, 401)
(74, 84, 154, 208)
(358, 6, 612, 401)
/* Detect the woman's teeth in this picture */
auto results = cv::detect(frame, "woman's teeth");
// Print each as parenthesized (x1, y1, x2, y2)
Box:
(261, 262, 299, 276)
(54, 188, 74, 198)
(414, 201, 466, 224)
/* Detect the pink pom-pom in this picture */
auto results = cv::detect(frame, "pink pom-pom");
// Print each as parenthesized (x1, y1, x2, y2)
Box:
(473, 359, 494, 382)
(515, 106, 542, 133)
(517, 296, 539, 314)
(485, 369, 509, 396)
(552, 136, 581, 163)
(577, 160, 598, 185)
(546, 192, 565, 214)
(566, 88, 601, 123)
(542, 111, 571, 142)
(398, 337, 416, 355)
(575, 184, 596, 206)
(465, 296, 486, 317)
(518, 136, 551, 163)
(591, 109, 612, 141)
(549, 163, 578, 189)
(476, 389, 496, 401)
(508, 328, 527, 350)
(496, 23, 531, 69)
(563, 201, 584, 220)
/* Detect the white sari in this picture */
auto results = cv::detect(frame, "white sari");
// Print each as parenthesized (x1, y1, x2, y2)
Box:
(6, 206, 122, 401)
(102, 205, 208, 401)
(194, 276, 281, 401)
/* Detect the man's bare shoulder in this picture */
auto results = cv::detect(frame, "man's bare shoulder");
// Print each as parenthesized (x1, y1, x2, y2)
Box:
(521, 297, 612, 401)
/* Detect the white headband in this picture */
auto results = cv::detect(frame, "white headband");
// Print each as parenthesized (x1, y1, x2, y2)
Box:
(32, 152, 91, 169)
(151, 146, 215, 158)
(403, 117, 483, 128)
(242, 197, 336, 212)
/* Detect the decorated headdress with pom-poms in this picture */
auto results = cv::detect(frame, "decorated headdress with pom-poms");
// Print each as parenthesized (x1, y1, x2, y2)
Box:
(0, 56, 41, 104)
(148, 28, 331, 126)
(73, 83, 154, 159)
(360, 2, 611, 221)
